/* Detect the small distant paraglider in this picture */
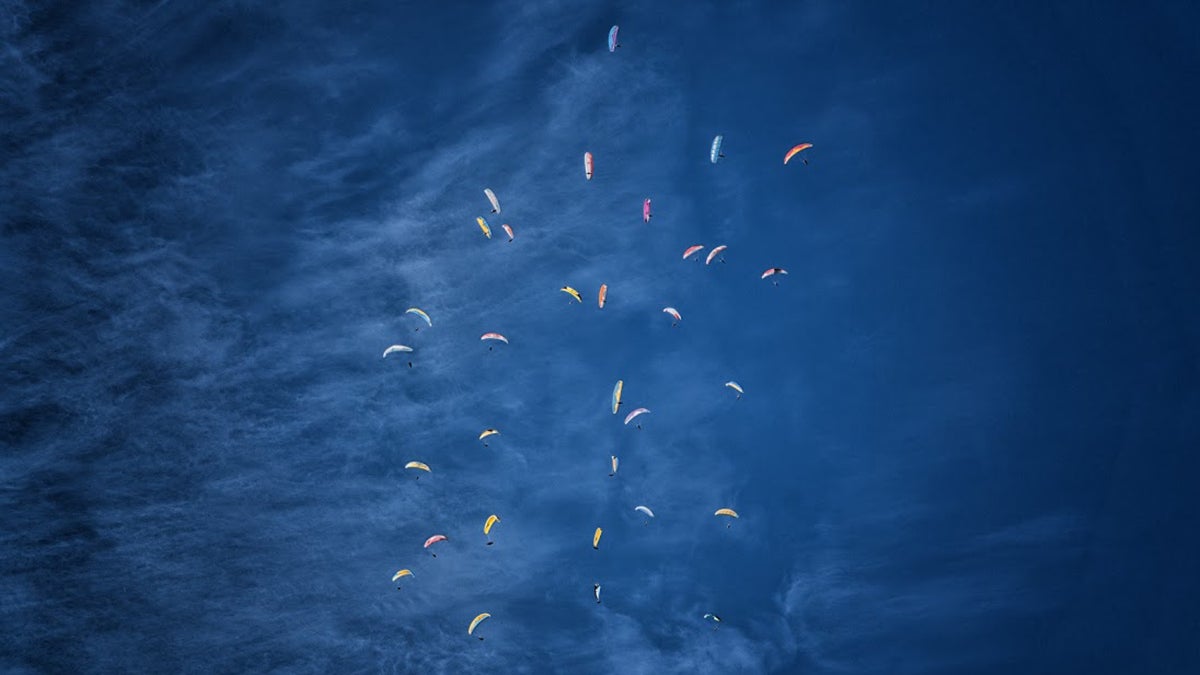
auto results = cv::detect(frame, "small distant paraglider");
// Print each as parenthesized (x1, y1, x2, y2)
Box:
(705, 245, 727, 265)
(484, 188, 501, 213)
(424, 534, 448, 557)
(624, 407, 650, 428)
(634, 505, 655, 524)
(405, 307, 432, 331)
(663, 307, 681, 326)
(476, 217, 492, 239)
(593, 527, 603, 550)
(725, 381, 744, 399)
(710, 135, 725, 163)
(598, 284, 608, 308)
(468, 613, 491, 640)
(761, 268, 788, 285)
(609, 455, 619, 477)
(404, 461, 431, 479)
(382, 345, 413, 358)
(608, 25, 619, 52)
(392, 568, 413, 590)
(643, 198, 652, 222)
(683, 245, 705, 261)
(594, 583, 602, 604)
(611, 380, 623, 414)
(502, 223, 514, 242)
(714, 508, 739, 527)
(704, 613, 722, 630)
(561, 286, 583, 303)
(484, 514, 501, 546)
(584, 152, 594, 180)
(783, 143, 813, 166)
(479, 428, 500, 446)
(481, 333, 509, 351)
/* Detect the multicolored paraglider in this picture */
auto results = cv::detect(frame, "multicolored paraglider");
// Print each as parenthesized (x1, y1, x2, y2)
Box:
(705, 245, 727, 265)
(725, 381, 744, 399)
(405, 307, 432, 330)
(404, 461, 431, 478)
(783, 143, 813, 165)
(561, 286, 583, 303)
(468, 613, 491, 640)
(663, 307, 681, 325)
(683, 245, 705, 261)
(481, 333, 509, 350)
(714, 508, 739, 527)
(611, 380, 623, 414)
(643, 198, 652, 222)
(484, 514, 500, 545)
(484, 188, 501, 213)
(761, 268, 788, 285)
(608, 25, 619, 52)
(392, 568, 412, 589)
(502, 223, 514, 242)
(479, 429, 500, 446)
(584, 152, 594, 180)
(476, 216, 491, 239)
(598, 284, 608, 308)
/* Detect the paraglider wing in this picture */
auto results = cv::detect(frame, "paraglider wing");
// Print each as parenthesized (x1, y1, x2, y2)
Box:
(405, 307, 433, 327)
(561, 286, 583, 302)
(477, 217, 492, 239)
(594, 583, 602, 603)
(502, 224, 514, 241)
(624, 408, 650, 425)
(643, 198, 651, 222)
(598, 284, 608, 308)
(710, 135, 724, 163)
(611, 380, 623, 414)
(682, 245, 705, 260)
(608, 25, 619, 52)
(584, 152, 594, 180)
(479, 429, 500, 440)
(392, 569, 413, 582)
(662, 307, 681, 322)
(484, 514, 500, 535)
(704, 613, 722, 623)
(468, 613, 491, 636)
(404, 461, 431, 473)
(761, 268, 788, 279)
(725, 381, 744, 395)
(783, 143, 813, 165)
(592, 527, 603, 549)
(383, 345, 413, 358)
(634, 505, 655, 518)
(484, 188, 501, 214)
(424, 534, 448, 548)
(480, 333, 509, 344)
(705, 245, 727, 265)
(610, 455, 619, 475)
(714, 508, 739, 518)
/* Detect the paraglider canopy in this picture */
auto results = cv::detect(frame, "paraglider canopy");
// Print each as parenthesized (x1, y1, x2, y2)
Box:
(783, 143, 813, 165)
(383, 345, 413, 358)
(479, 429, 500, 440)
(683, 245, 705, 260)
(662, 307, 681, 322)
(476, 217, 492, 239)
(725, 381, 744, 396)
(634, 505, 655, 518)
(502, 224, 514, 242)
(584, 152, 594, 180)
(592, 527, 603, 549)
(484, 188, 501, 213)
(608, 25, 619, 52)
(481, 333, 509, 344)
(710, 135, 724, 163)
(392, 569, 413, 582)
(643, 198, 651, 222)
(424, 534, 448, 548)
(561, 286, 583, 302)
(468, 613, 491, 636)
(484, 514, 501, 535)
(624, 408, 650, 425)
(405, 307, 432, 327)
(611, 380, 623, 414)
(705, 245, 727, 265)
(404, 461, 431, 473)
(598, 284, 608, 308)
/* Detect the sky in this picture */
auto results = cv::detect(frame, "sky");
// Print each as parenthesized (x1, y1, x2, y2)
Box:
(2, 1, 1198, 673)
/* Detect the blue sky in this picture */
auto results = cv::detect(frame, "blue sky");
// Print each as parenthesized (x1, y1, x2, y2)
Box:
(2, 1, 1198, 673)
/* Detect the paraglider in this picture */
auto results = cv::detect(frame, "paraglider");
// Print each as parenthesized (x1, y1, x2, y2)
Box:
(761, 268, 788, 285)
(710, 135, 724, 163)
(468, 613, 491, 640)
(392, 568, 412, 589)
(382, 345, 413, 358)
(593, 527, 603, 550)
(609, 455, 618, 477)
(624, 407, 650, 428)
(405, 307, 432, 330)
(715, 508, 739, 527)
(502, 223, 514, 242)
(783, 143, 813, 166)
(608, 25, 619, 52)
(424, 534, 448, 557)
(725, 381, 744, 399)
(479, 428, 500, 446)
(634, 505, 655, 520)
(584, 152, 594, 180)
(594, 583, 602, 604)
(476, 216, 492, 239)
(484, 188, 501, 214)
(484, 514, 500, 545)
(643, 198, 651, 222)
(682, 245, 705, 261)
(404, 461, 431, 478)
(598, 284, 608, 309)
(705, 245, 727, 265)
(561, 286, 583, 303)
(611, 380, 623, 414)
(481, 333, 508, 351)
(663, 307, 681, 326)
(704, 613, 722, 630)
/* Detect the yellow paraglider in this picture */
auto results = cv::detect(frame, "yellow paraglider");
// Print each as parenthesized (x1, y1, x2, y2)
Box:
(391, 569, 413, 582)
(479, 429, 500, 446)
(593, 527, 603, 550)
(404, 461, 431, 473)
(715, 508, 740, 528)
(477, 217, 492, 239)
(484, 514, 501, 545)
(561, 286, 583, 303)
(468, 612, 491, 639)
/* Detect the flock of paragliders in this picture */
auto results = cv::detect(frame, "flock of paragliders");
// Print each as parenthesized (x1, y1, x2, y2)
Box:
(383, 25, 812, 642)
